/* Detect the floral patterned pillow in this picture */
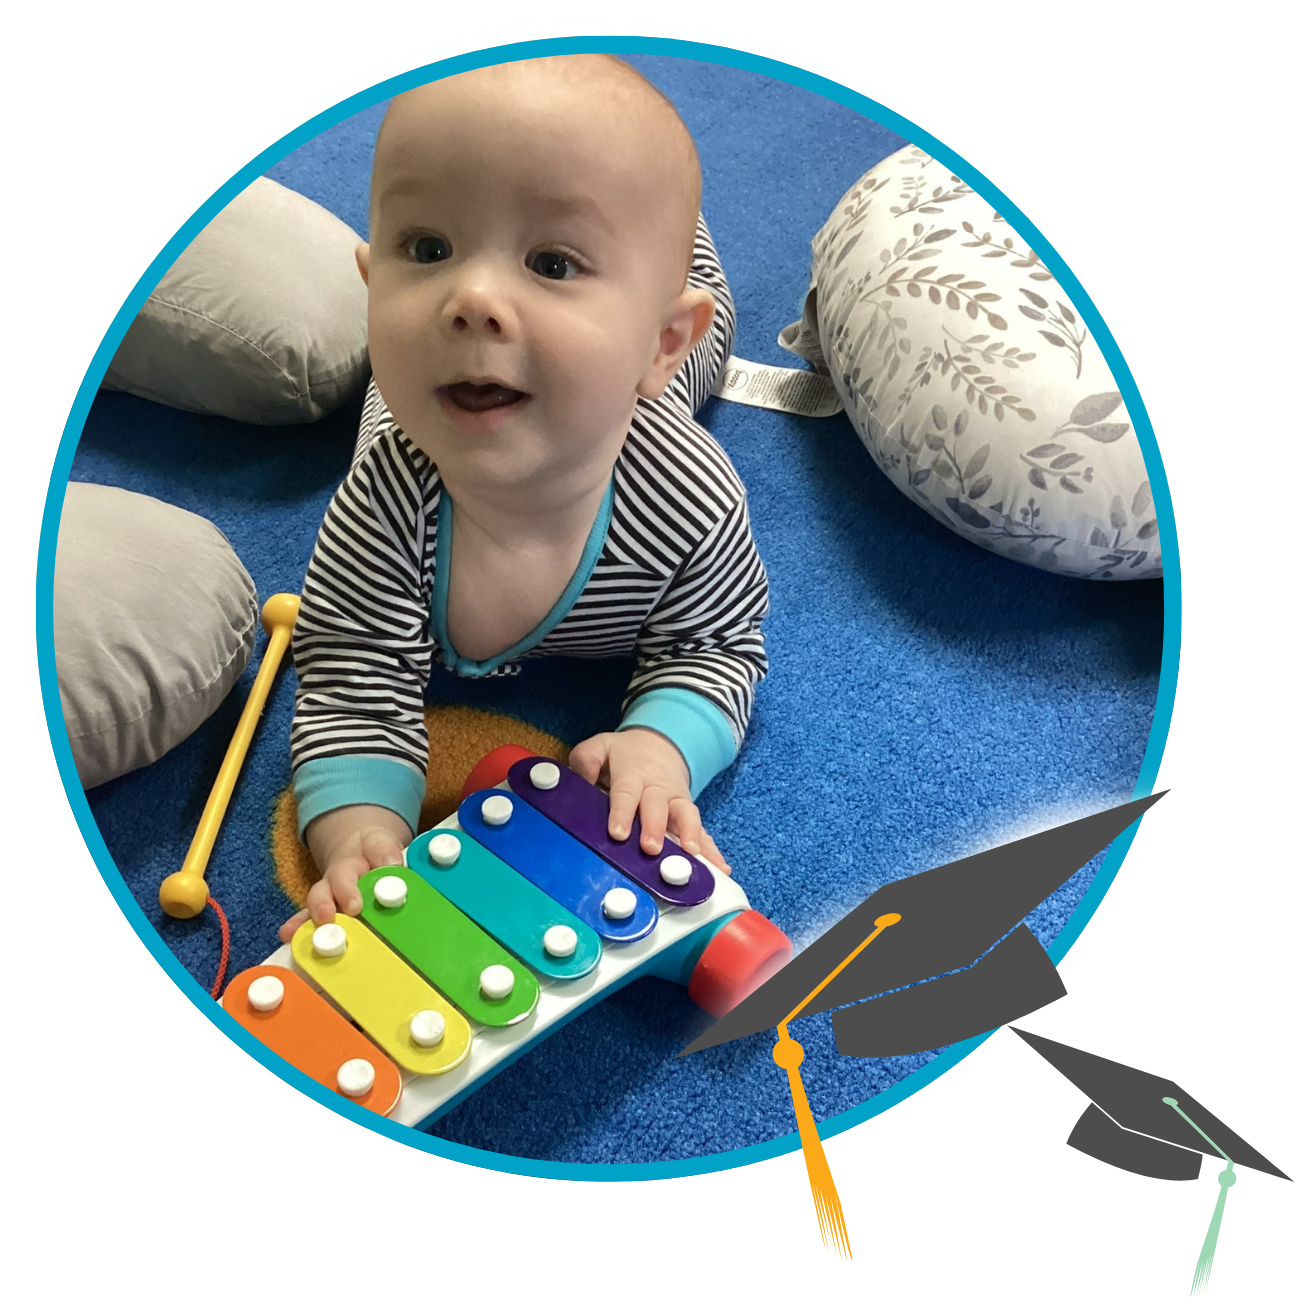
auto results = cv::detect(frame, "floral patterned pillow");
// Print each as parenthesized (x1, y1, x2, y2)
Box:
(782, 145, 1160, 579)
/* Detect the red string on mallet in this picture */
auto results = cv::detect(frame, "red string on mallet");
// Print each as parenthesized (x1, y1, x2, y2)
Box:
(206, 897, 231, 999)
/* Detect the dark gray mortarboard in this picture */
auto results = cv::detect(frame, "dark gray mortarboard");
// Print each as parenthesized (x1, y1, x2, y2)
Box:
(676, 790, 1289, 1287)
(681, 792, 1166, 1059)
(1012, 1026, 1289, 1294)
(1012, 1027, 1289, 1181)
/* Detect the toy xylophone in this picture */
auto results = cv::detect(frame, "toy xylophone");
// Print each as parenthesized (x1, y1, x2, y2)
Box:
(223, 746, 792, 1129)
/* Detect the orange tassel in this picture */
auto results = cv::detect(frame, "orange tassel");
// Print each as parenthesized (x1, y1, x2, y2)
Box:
(769, 915, 902, 1256)
(774, 1023, 851, 1257)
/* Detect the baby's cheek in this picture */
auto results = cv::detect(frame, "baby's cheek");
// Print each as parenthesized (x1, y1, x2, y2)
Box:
(554, 323, 652, 407)
(365, 320, 404, 385)
(370, 319, 432, 402)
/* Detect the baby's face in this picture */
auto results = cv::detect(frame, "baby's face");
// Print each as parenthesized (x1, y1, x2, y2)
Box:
(362, 65, 694, 499)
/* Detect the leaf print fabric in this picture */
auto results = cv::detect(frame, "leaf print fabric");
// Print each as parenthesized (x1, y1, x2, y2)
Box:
(782, 146, 1161, 581)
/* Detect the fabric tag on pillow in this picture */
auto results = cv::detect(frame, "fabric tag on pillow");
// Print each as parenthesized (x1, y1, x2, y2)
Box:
(712, 355, 843, 417)
(778, 318, 827, 368)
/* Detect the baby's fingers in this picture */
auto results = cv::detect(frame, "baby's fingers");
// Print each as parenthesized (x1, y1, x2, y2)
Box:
(668, 798, 731, 875)
(278, 907, 311, 944)
(696, 828, 731, 876)
(311, 855, 367, 922)
(607, 774, 642, 843)
(361, 828, 407, 871)
(569, 734, 612, 787)
(638, 786, 674, 856)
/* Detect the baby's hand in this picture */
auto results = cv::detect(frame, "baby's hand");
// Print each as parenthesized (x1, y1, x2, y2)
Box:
(569, 727, 730, 874)
(278, 805, 412, 943)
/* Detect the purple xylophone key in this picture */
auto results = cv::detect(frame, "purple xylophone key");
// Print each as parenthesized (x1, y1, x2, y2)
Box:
(507, 757, 716, 906)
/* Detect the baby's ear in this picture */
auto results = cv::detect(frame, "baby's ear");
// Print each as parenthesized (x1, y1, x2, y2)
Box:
(637, 288, 716, 400)
(355, 242, 371, 286)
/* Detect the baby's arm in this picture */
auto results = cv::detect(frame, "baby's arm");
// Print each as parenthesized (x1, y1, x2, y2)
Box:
(572, 219, 751, 866)
(282, 411, 440, 937)
(576, 491, 769, 871)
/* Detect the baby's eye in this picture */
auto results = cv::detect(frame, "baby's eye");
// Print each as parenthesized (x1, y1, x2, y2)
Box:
(528, 250, 578, 281)
(409, 235, 452, 264)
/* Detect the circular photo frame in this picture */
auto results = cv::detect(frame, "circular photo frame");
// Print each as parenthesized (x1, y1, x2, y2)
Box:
(0, 2, 1213, 1192)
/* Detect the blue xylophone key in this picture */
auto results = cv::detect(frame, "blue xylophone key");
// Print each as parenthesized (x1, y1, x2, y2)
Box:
(458, 789, 659, 944)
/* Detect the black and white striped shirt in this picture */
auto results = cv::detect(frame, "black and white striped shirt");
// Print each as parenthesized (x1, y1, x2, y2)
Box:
(290, 220, 769, 833)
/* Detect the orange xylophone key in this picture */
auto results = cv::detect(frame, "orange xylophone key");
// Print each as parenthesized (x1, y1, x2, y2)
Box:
(222, 965, 403, 1116)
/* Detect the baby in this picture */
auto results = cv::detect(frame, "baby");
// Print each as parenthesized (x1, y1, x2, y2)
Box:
(280, 55, 769, 942)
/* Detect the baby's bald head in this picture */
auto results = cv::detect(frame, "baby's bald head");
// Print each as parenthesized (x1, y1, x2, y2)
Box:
(373, 56, 702, 289)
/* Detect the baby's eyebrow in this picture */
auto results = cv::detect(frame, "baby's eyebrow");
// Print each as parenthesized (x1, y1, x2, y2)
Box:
(524, 190, 617, 238)
(375, 175, 434, 208)
(373, 177, 618, 242)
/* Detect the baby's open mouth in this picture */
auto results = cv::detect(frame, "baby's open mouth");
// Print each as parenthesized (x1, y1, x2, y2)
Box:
(439, 382, 528, 413)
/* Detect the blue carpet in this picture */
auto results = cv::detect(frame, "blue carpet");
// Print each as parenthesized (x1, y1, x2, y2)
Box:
(68, 55, 1164, 1166)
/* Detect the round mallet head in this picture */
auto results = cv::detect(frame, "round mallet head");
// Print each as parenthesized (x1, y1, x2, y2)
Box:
(159, 870, 210, 919)
(260, 592, 301, 634)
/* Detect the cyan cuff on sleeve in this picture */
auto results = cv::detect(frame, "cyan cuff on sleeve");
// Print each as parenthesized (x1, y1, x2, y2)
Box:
(293, 755, 427, 839)
(619, 688, 739, 799)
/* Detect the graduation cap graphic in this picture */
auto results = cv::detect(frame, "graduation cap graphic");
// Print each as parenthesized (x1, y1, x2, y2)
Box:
(681, 792, 1167, 1257)
(1012, 1027, 1289, 1294)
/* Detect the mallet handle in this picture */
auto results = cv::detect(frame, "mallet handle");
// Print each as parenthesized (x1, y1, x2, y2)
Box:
(182, 594, 299, 875)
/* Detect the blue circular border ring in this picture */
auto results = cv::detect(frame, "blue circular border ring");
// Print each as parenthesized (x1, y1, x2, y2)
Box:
(34, 35, 1179, 1182)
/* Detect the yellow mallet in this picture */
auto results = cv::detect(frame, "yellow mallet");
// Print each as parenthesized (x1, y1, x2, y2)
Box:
(158, 593, 300, 919)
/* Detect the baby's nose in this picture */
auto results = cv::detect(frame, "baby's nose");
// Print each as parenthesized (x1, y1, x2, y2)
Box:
(450, 307, 503, 335)
(445, 276, 510, 336)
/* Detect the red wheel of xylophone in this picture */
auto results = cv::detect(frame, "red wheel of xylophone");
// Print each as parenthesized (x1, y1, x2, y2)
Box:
(458, 744, 538, 801)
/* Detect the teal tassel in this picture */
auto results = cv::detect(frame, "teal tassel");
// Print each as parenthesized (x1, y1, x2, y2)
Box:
(1171, 1092, 1239, 1297)
(1190, 1167, 1236, 1295)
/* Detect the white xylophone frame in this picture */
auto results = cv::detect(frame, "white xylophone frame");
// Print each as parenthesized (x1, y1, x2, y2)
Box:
(258, 786, 751, 1130)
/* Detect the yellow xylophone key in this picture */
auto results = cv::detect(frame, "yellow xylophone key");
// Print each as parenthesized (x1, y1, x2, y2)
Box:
(291, 916, 471, 1076)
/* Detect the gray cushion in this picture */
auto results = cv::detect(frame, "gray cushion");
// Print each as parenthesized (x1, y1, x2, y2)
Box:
(55, 483, 258, 788)
(102, 176, 369, 424)
(782, 146, 1161, 580)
